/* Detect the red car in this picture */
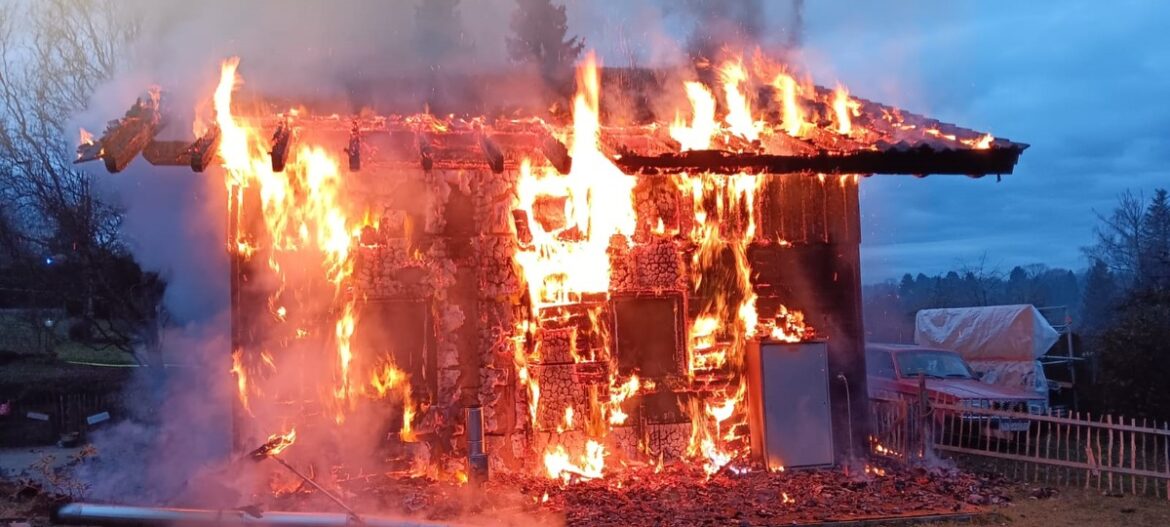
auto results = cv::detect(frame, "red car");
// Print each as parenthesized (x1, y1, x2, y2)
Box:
(866, 343, 1047, 436)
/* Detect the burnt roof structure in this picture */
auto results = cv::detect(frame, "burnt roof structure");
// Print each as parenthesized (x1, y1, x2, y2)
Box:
(75, 70, 1027, 178)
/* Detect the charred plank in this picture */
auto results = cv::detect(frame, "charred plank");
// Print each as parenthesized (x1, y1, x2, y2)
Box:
(417, 132, 434, 171)
(612, 145, 1029, 177)
(344, 120, 361, 171)
(269, 119, 292, 172)
(189, 125, 221, 172)
(539, 132, 572, 174)
(76, 97, 160, 173)
(478, 133, 505, 174)
(142, 141, 190, 166)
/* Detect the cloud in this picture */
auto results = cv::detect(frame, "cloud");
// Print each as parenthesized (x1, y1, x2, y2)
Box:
(794, 0, 1170, 281)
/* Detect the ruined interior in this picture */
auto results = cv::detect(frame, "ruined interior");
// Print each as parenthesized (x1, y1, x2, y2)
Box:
(75, 52, 1026, 489)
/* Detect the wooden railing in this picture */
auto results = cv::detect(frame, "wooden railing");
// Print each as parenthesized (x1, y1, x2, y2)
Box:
(870, 397, 1170, 498)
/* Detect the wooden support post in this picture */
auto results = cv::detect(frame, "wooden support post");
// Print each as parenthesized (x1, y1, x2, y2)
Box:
(270, 119, 292, 172)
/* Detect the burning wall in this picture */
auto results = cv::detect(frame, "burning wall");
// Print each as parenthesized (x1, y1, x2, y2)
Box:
(76, 49, 1024, 486)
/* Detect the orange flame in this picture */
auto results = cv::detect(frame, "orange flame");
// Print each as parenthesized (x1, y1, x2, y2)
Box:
(512, 54, 636, 310)
(79, 128, 94, 146)
(265, 428, 297, 456)
(230, 348, 252, 416)
(832, 86, 860, 135)
(773, 73, 805, 137)
(669, 81, 718, 151)
(544, 440, 606, 483)
(718, 58, 762, 142)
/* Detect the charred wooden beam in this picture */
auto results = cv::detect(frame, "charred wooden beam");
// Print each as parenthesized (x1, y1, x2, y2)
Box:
(269, 119, 292, 172)
(512, 209, 533, 245)
(612, 145, 1029, 177)
(539, 132, 572, 174)
(417, 132, 434, 171)
(75, 140, 103, 164)
(477, 132, 505, 174)
(74, 97, 161, 173)
(344, 121, 361, 171)
(188, 125, 221, 172)
(141, 141, 190, 166)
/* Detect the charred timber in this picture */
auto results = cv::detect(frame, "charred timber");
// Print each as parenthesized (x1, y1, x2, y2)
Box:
(269, 119, 292, 173)
(141, 141, 194, 167)
(76, 98, 160, 173)
(478, 133, 505, 174)
(612, 145, 1029, 177)
(345, 121, 361, 171)
(417, 132, 434, 171)
(539, 132, 572, 174)
(189, 125, 221, 172)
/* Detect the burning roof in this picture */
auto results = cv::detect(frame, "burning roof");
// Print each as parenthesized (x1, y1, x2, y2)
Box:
(76, 59, 1026, 178)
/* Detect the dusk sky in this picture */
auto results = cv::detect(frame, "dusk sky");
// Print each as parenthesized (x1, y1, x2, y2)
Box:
(574, 0, 1170, 283)
(69, 0, 1170, 324)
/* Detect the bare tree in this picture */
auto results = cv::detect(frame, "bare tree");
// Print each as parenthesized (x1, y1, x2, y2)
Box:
(1084, 190, 1146, 287)
(0, 1, 153, 356)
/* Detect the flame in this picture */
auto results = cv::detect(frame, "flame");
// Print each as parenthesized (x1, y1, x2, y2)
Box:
(718, 58, 762, 142)
(265, 428, 297, 456)
(781, 492, 795, 505)
(557, 406, 575, 433)
(333, 301, 357, 416)
(606, 374, 640, 425)
(400, 383, 417, 442)
(965, 133, 994, 149)
(370, 363, 406, 397)
(544, 440, 606, 483)
(773, 73, 805, 137)
(512, 54, 636, 310)
(832, 86, 860, 135)
(670, 81, 718, 151)
(230, 348, 252, 416)
(79, 128, 94, 146)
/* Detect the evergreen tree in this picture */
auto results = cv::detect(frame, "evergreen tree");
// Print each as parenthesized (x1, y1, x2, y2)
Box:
(1140, 188, 1170, 289)
(506, 0, 584, 86)
(1080, 260, 1118, 334)
(414, 0, 468, 63)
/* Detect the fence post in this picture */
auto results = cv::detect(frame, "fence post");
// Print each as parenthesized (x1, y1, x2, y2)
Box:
(917, 373, 931, 460)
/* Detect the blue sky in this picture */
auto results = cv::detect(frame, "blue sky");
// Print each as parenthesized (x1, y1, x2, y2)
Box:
(572, 0, 1170, 282)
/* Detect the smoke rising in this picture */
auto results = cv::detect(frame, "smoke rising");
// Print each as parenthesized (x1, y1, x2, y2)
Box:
(67, 0, 818, 513)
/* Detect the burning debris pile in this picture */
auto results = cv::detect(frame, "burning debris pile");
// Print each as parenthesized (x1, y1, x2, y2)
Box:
(254, 462, 1008, 526)
(73, 45, 1024, 518)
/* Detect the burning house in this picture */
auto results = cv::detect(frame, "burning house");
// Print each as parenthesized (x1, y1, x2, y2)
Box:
(74, 51, 1025, 492)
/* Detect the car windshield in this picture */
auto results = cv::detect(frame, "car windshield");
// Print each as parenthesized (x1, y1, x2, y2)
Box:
(895, 351, 973, 379)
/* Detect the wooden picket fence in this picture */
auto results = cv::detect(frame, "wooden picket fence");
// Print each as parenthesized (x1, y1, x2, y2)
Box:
(870, 397, 1170, 498)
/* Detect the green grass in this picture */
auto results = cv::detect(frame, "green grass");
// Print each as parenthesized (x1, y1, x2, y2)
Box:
(0, 312, 138, 389)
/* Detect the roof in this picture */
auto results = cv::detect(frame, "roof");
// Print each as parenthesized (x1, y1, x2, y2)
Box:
(75, 67, 1027, 177)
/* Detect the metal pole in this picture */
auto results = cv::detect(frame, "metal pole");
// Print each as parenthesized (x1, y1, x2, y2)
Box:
(53, 503, 455, 527)
(269, 456, 360, 521)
